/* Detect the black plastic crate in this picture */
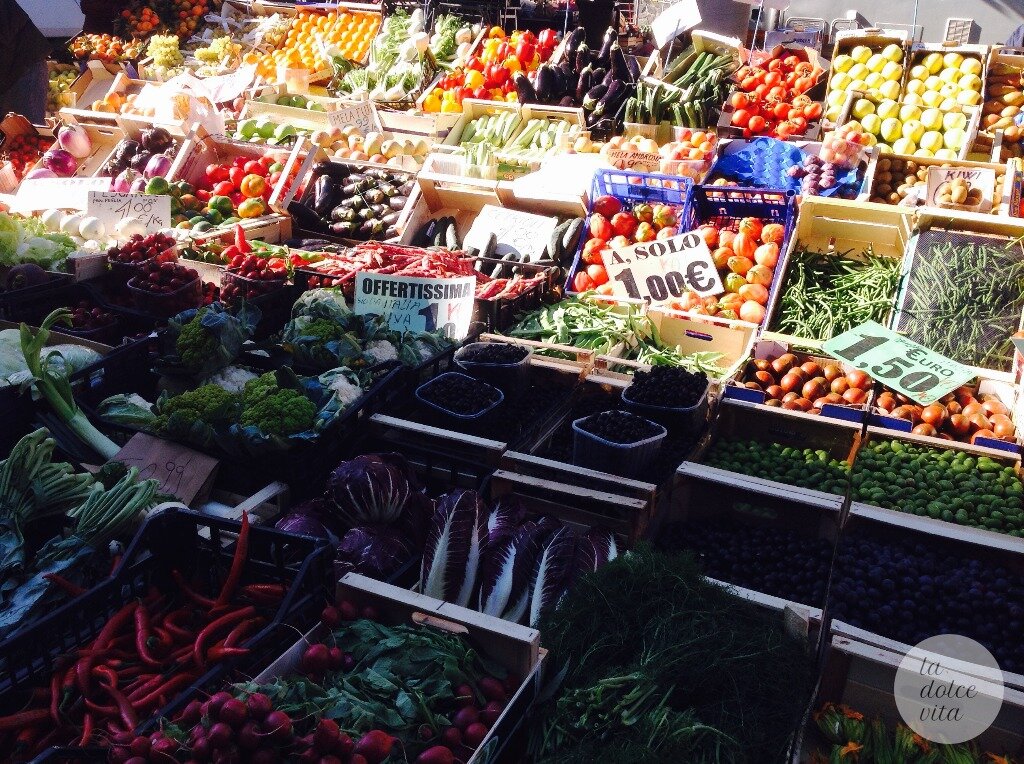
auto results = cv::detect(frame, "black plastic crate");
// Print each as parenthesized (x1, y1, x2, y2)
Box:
(473, 257, 561, 332)
(0, 509, 330, 760)
(0, 272, 74, 320)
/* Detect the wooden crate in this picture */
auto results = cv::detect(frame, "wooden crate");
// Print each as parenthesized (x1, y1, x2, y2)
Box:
(825, 30, 909, 121)
(762, 197, 914, 348)
(0, 114, 52, 193)
(43, 116, 125, 179)
(250, 573, 544, 764)
(847, 426, 1024, 554)
(684, 397, 861, 505)
(980, 46, 1024, 161)
(902, 41, 989, 102)
(794, 636, 1024, 761)
(442, 98, 521, 148)
(670, 461, 840, 612)
(417, 151, 504, 212)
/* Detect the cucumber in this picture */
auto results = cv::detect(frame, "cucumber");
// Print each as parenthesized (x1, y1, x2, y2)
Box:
(561, 218, 584, 265)
(549, 219, 570, 262)
(482, 232, 498, 259)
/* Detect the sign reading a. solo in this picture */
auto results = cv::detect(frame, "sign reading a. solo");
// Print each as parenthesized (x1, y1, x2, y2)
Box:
(605, 231, 725, 304)
(354, 272, 476, 340)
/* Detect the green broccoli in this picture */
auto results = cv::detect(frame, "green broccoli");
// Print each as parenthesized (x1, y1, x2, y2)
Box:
(300, 318, 345, 343)
(239, 389, 316, 436)
(158, 384, 238, 428)
(176, 309, 219, 372)
(242, 372, 280, 408)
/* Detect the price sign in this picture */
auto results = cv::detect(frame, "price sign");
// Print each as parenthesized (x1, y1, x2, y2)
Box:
(327, 101, 382, 134)
(87, 191, 171, 233)
(463, 204, 558, 263)
(823, 321, 975, 405)
(12, 176, 113, 212)
(605, 231, 724, 304)
(114, 433, 219, 506)
(354, 272, 476, 340)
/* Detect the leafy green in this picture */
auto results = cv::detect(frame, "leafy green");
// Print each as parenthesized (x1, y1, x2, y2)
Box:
(0, 213, 77, 270)
(158, 302, 260, 378)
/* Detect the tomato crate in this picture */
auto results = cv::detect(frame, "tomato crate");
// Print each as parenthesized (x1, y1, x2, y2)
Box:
(564, 168, 695, 292)
(0, 509, 331, 761)
(667, 462, 840, 612)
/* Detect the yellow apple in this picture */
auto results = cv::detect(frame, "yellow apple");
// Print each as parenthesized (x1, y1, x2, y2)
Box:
(920, 108, 943, 130)
(919, 130, 944, 152)
(881, 61, 903, 82)
(934, 148, 959, 160)
(939, 98, 958, 112)
(943, 51, 964, 69)
(848, 63, 870, 82)
(914, 148, 935, 158)
(852, 98, 877, 119)
(865, 72, 885, 90)
(880, 117, 903, 142)
(944, 127, 966, 150)
(910, 64, 930, 81)
(924, 75, 943, 92)
(906, 80, 927, 96)
(879, 80, 902, 100)
(943, 111, 967, 131)
(902, 93, 923, 106)
(876, 143, 894, 154)
(830, 72, 852, 92)
(939, 84, 960, 99)
(956, 89, 982, 106)
(867, 53, 887, 73)
(939, 67, 963, 83)
(849, 79, 869, 92)
(862, 114, 883, 134)
(959, 57, 982, 76)
(850, 45, 873, 64)
(922, 52, 944, 74)
(902, 119, 925, 142)
(892, 137, 917, 154)
(899, 104, 922, 122)
(833, 54, 855, 73)
(882, 44, 904, 62)
(827, 89, 847, 107)
(922, 91, 944, 108)
(959, 73, 982, 92)
(877, 100, 901, 119)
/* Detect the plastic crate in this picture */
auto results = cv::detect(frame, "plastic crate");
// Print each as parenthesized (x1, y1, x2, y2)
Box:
(454, 341, 533, 394)
(564, 168, 695, 291)
(572, 410, 667, 479)
(415, 372, 505, 420)
(0, 509, 331, 760)
(622, 378, 710, 433)
(127, 274, 203, 318)
(0, 272, 73, 319)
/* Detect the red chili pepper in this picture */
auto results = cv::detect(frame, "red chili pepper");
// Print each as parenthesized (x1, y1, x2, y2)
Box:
(14, 725, 39, 752)
(127, 672, 166, 701)
(78, 601, 136, 694)
(104, 686, 138, 731)
(0, 709, 50, 730)
(84, 698, 118, 715)
(224, 617, 263, 648)
(49, 672, 61, 724)
(43, 573, 86, 597)
(193, 606, 256, 667)
(131, 672, 197, 711)
(79, 712, 94, 746)
(206, 646, 250, 662)
(134, 607, 162, 666)
(92, 665, 118, 688)
(171, 569, 217, 608)
(152, 626, 174, 653)
(215, 511, 250, 608)
(240, 583, 286, 603)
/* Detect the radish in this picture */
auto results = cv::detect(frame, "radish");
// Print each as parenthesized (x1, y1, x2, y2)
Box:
(321, 605, 341, 626)
(191, 737, 211, 760)
(480, 701, 504, 726)
(150, 738, 178, 758)
(441, 727, 462, 748)
(319, 757, 343, 764)
(478, 677, 507, 703)
(418, 724, 435, 740)
(207, 722, 232, 749)
(246, 693, 273, 721)
(208, 691, 233, 719)
(219, 698, 248, 728)
(351, 756, 368, 764)
(251, 749, 279, 764)
(180, 700, 203, 726)
(337, 732, 354, 757)
(463, 722, 488, 748)
(354, 730, 394, 764)
(264, 710, 293, 742)
(361, 605, 379, 621)
(328, 646, 344, 670)
(302, 643, 332, 674)
(452, 706, 479, 731)
(416, 745, 455, 764)
(130, 738, 150, 756)
(238, 722, 262, 750)
(313, 719, 341, 753)
(124, 758, 148, 764)
(338, 600, 359, 620)
(454, 683, 476, 706)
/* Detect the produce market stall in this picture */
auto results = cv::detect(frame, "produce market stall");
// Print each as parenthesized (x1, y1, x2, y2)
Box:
(2, 6, 1024, 762)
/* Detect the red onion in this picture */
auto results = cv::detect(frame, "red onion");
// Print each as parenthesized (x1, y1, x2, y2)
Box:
(41, 149, 77, 177)
(24, 167, 57, 180)
(144, 153, 172, 179)
(57, 123, 92, 159)
(113, 168, 138, 193)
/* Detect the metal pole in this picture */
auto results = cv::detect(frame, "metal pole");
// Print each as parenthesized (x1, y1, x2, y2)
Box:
(748, 0, 765, 64)
(910, 0, 920, 41)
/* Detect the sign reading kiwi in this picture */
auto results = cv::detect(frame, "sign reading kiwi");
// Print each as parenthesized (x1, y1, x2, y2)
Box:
(926, 166, 996, 212)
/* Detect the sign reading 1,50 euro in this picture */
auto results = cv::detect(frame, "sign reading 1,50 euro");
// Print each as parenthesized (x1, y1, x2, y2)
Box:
(605, 231, 724, 305)
(823, 321, 975, 406)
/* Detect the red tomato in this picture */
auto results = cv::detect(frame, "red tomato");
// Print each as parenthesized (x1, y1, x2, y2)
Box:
(772, 102, 791, 120)
(803, 102, 823, 120)
(232, 156, 249, 168)
(731, 108, 752, 128)
(592, 194, 622, 217)
(212, 180, 235, 196)
(259, 155, 276, 169)
(589, 213, 613, 241)
(229, 167, 246, 187)
(243, 160, 266, 177)
(586, 264, 608, 285)
(748, 115, 767, 134)
(611, 212, 639, 238)
(206, 164, 229, 183)
(730, 92, 750, 109)
(573, 271, 594, 291)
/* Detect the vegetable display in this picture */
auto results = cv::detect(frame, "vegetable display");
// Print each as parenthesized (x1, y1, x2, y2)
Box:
(625, 365, 708, 408)
(627, 54, 736, 129)
(703, 439, 850, 494)
(735, 353, 874, 413)
(851, 439, 1024, 535)
(897, 233, 1024, 371)
(725, 48, 825, 139)
(872, 382, 1018, 444)
(771, 244, 902, 342)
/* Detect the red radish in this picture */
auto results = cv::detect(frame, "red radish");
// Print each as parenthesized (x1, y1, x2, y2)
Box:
(478, 677, 507, 702)
(337, 733, 354, 757)
(481, 701, 505, 726)
(453, 706, 479, 730)
(152, 738, 178, 758)
(251, 749, 279, 764)
(319, 757, 342, 764)
(191, 738, 211, 760)
(416, 746, 455, 764)
(207, 722, 232, 748)
(328, 646, 344, 670)
(361, 605, 379, 621)
(264, 710, 293, 742)
(238, 722, 263, 750)
(463, 722, 488, 748)
(354, 730, 394, 764)
(219, 698, 248, 727)
(321, 606, 341, 627)
(180, 701, 203, 726)
(338, 600, 359, 621)
(125, 758, 148, 764)
(351, 756, 368, 764)
(208, 691, 233, 719)
(247, 693, 273, 721)
(314, 719, 341, 753)
(419, 725, 435, 740)
(302, 643, 332, 674)
(441, 727, 462, 748)
(454, 683, 476, 706)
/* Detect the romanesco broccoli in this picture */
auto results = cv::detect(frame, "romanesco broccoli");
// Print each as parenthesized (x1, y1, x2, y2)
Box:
(242, 372, 279, 408)
(156, 384, 238, 432)
(176, 309, 219, 372)
(239, 389, 316, 436)
(301, 318, 345, 343)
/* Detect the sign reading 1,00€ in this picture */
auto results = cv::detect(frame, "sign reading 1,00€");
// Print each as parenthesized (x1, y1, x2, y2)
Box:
(605, 231, 724, 304)
(823, 321, 975, 406)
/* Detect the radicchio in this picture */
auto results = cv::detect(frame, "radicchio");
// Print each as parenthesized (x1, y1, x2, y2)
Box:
(500, 516, 560, 624)
(528, 530, 598, 628)
(336, 525, 413, 581)
(327, 453, 422, 525)
(419, 489, 486, 607)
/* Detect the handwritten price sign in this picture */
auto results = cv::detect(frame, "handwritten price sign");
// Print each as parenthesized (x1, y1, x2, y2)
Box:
(606, 231, 725, 304)
(87, 191, 171, 234)
(823, 321, 975, 405)
(354, 272, 476, 340)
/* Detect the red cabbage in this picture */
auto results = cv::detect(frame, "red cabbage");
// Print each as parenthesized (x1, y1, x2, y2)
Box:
(336, 525, 413, 580)
(327, 453, 422, 525)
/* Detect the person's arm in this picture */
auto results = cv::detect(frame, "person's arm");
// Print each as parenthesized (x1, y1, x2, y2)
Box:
(80, 0, 124, 34)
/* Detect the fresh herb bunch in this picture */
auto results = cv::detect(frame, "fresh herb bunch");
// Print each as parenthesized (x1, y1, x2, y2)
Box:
(532, 547, 814, 763)
(898, 235, 1024, 371)
(772, 246, 902, 342)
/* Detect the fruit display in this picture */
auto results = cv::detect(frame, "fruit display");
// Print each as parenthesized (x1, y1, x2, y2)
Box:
(117, 4, 163, 39)
(127, 260, 204, 315)
(826, 42, 906, 121)
(69, 33, 144, 62)
(866, 155, 1005, 206)
(169, 0, 210, 39)
(423, 27, 559, 111)
(576, 410, 663, 444)
(980, 57, 1024, 155)
(222, 253, 288, 303)
(0, 132, 51, 183)
(292, 163, 413, 241)
(872, 383, 1017, 445)
(144, 33, 185, 80)
(934, 176, 984, 207)
(903, 50, 984, 109)
(725, 47, 825, 139)
(600, 131, 716, 176)
(733, 353, 874, 413)
(246, 7, 381, 80)
(570, 192, 685, 294)
(107, 232, 178, 269)
(418, 372, 502, 415)
(702, 438, 850, 494)
(837, 94, 973, 158)
(46, 65, 78, 114)
(625, 366, 708, 408)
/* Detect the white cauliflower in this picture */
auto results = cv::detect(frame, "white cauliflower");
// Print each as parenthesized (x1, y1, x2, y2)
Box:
(204, 365, 258, 394)
(365, 339, 399, 364)
(328, 373, 364, 407)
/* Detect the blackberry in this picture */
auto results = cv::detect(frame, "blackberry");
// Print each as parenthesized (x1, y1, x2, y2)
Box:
(625, 366, 708, 408)
(578, 410, 661, 444)
(458, 342, 529, 364)
(419, 374, 501, 416)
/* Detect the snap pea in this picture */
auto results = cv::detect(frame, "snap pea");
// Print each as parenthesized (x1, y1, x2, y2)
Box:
(852, 439, 1024, 535)
(703, 439, 849, 494)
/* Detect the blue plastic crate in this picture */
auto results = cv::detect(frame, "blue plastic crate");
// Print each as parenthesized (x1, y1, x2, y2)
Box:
(565, 169, 696, 292)
(684, 185, 797, 236)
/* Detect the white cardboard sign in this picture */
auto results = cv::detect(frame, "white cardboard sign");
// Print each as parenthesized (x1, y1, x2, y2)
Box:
(463, 204, 558, 263)
(354, 273, 476, 340)
(87, 191, 171, 233)
(13, 176, 113, 212)
(606, 231, 724, 303)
